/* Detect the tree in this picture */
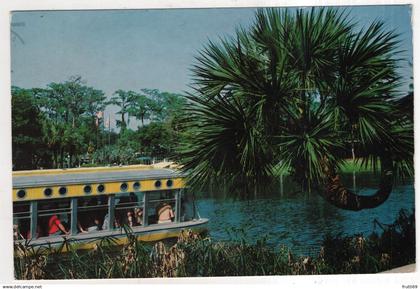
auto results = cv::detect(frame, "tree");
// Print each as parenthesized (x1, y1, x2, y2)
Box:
(178, 8, 413, 210)
(12, 87, 48, 170)
(37, 76, 106, 168)
(140, 89, 164, 122)
(127, 92, 152, 126)
(131, 90, 188, 157)
(107, 90, 136, 131)
(41, 120, 64, 168)
(137, 122, 175, 156)
(139, 89, 186, 123)
(160, 92, 188, 132)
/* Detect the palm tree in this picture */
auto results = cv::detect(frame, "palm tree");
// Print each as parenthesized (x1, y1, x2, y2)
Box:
(127, 92, 152, 126)
(107, 90, 136, 131)
(41, 120, 64, 168)
(179, 8, 413, 210)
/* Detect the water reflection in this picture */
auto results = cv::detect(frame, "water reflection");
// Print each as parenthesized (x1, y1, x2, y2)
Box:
(196, 173, 414, 255)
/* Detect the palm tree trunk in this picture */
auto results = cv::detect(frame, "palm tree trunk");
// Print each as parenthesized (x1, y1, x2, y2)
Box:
(60, 148, 64, 169)
(53, 151, 58, 169)
(351, 141, 356, 191)
(121, 113, 126, 130)
(319, 155, 393, 211)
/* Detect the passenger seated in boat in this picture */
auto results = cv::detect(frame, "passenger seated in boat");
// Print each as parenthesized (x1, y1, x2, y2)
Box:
(13, 223, 22, 240)
(78, 198, 101, 232)
(102, 213, 109, 230)
(48, 203, 69, 236)
(134, 207, 143, 225)
(102, 212, 121, 230)
(126, 207, 144, 227)
(127, 210, 135, 227)
(77, 199, 89, 233)
(13, 217, 25, 240)
(77, 212, 101, 233)
(85, 213, 101, 232)
(114, 193, 138, 227)
(157, 202, 174, 224)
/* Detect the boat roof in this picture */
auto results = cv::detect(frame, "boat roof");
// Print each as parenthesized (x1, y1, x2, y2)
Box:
(13, 165, 182, 188)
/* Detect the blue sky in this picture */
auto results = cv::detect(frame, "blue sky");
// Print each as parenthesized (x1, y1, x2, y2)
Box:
(11, 5, 413, 128)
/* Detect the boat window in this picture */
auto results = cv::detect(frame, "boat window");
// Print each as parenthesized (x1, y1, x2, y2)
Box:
(146, 190, 176, 225)
(113, 192, 144, 228)
(77, 196, 108, 233)
(13, 202, 30, 240)
(37, 199, 71, 238)
(180, 191, 195, 222)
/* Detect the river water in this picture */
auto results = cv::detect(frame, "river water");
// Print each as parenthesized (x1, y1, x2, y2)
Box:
(195, 173, 414, 255)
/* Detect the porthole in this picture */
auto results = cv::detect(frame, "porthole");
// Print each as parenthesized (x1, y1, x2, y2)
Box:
(166, 179, 173, 187)
(58, 187, 67, 196)
(97, 184, 105, 193)
(17, 189, 26, 199)
(44, 187, 53, 197)
(133, 182, 141, 191)
(84, 185, 92, 194)
(154, 180, 162, 188)
(120, 182, 128, 192)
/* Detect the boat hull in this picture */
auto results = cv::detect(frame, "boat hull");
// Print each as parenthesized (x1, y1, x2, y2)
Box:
(15, 218, 209, 252)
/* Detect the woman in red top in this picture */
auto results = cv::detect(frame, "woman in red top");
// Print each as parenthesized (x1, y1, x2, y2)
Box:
(48, 214, 69, 236)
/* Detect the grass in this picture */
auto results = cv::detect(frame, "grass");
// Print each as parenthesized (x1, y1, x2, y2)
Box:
(14, 209, 415, 279)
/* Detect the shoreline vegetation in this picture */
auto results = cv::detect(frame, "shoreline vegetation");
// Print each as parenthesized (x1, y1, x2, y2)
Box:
(273, 158, 380, 176)
(14, 209, 414, 279)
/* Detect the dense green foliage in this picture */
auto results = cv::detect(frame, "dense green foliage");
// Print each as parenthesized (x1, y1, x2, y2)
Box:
(178, 8, 414, 196)
(11, 77, 186, 169)
(12, 87, 48, 170)
(14, 209, 415, 278)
